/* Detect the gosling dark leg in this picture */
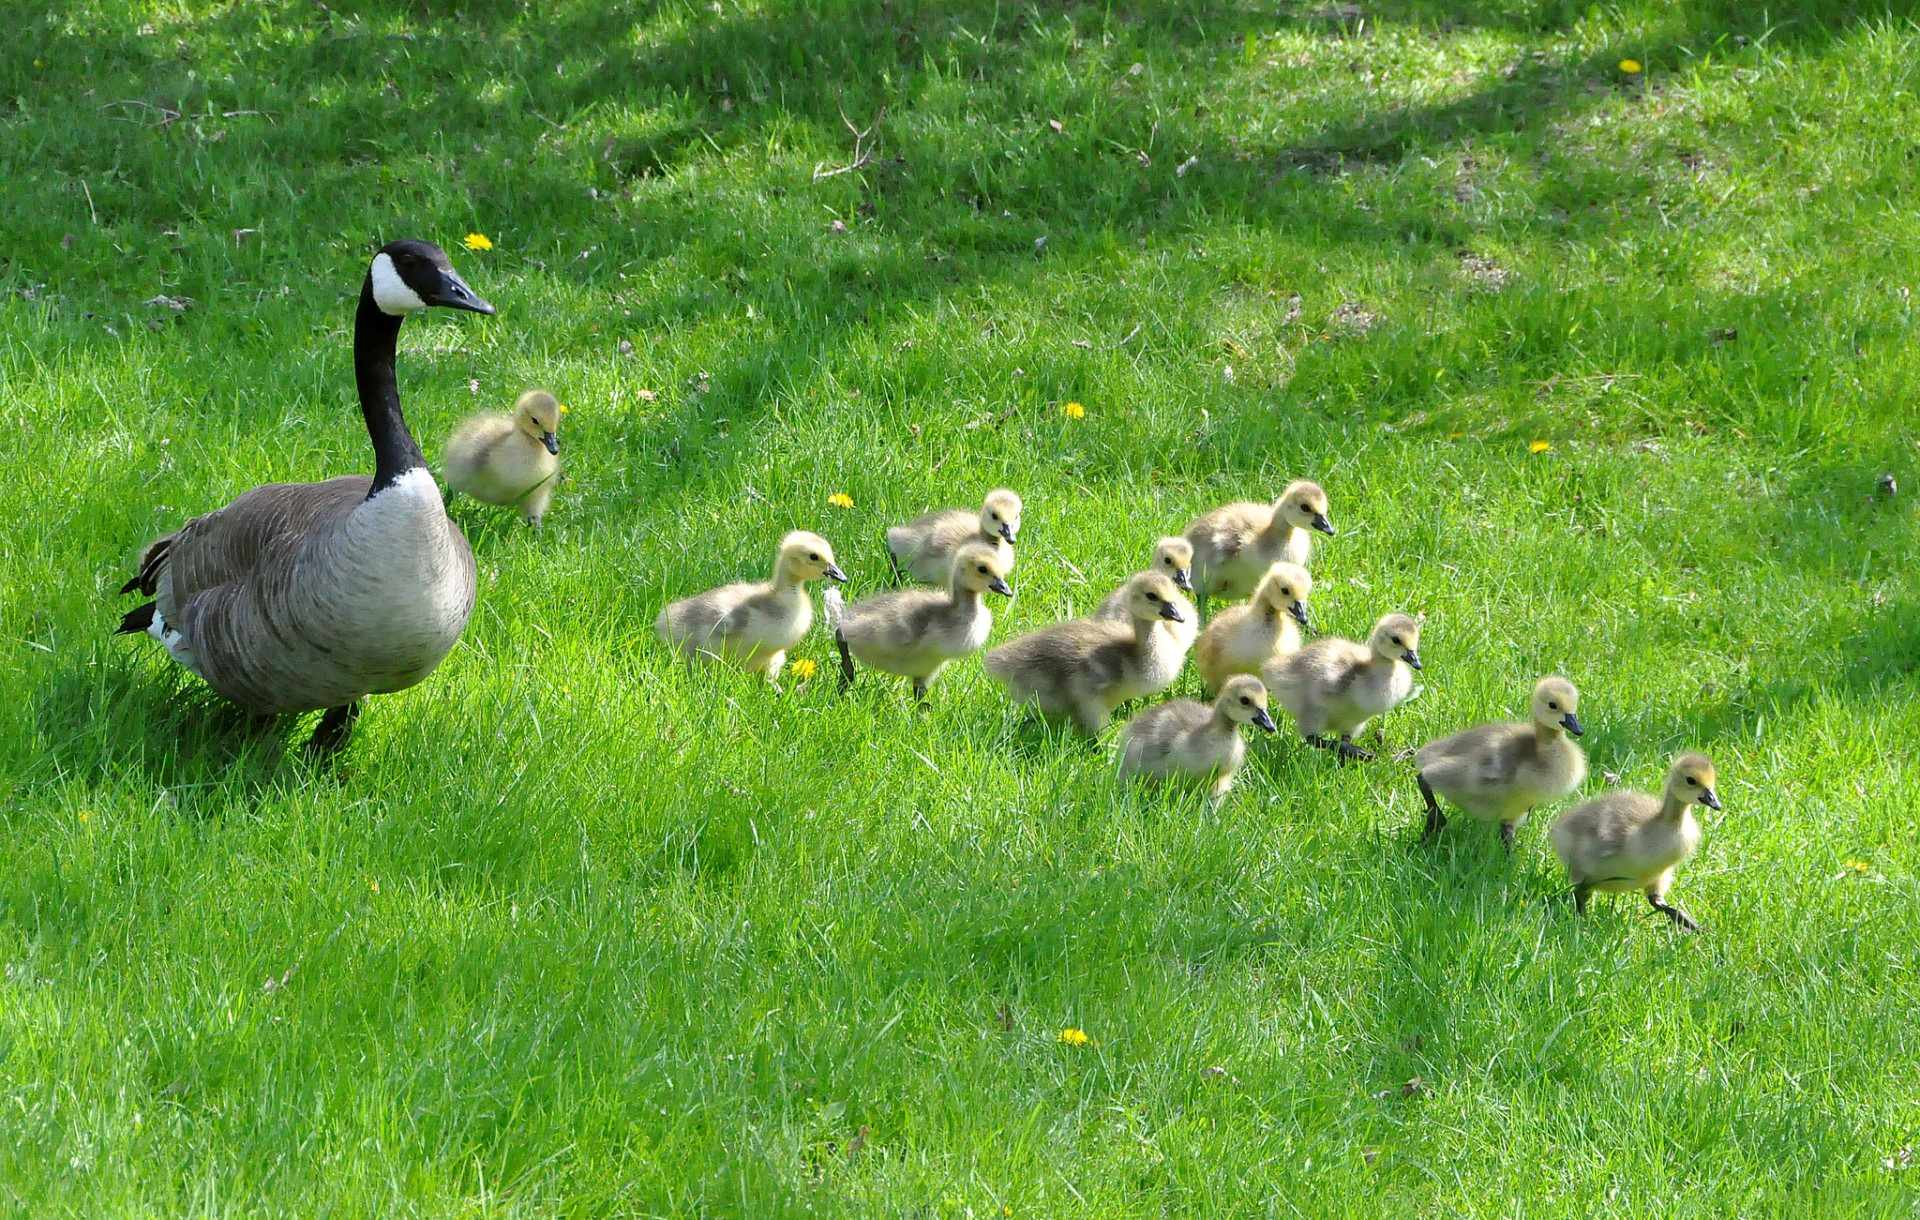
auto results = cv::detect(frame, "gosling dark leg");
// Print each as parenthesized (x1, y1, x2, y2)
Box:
(836, 631, 856, 690)
(912, 676, 930, 704)
(885, 549, 904, 586)
(1647, 892, 1701, 933)
(306, 701, 362, 757)
(1336, 735, 1374, 763)
(1305, 733, 1341, 753)
(1499, 820, 1518, 852)
(1418, 776, 1447, 838)
(1573, 883, 1592, 915)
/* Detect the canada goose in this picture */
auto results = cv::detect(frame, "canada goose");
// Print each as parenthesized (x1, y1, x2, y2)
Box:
(1118, 673, 1278, 804)
(1551, 752, 1719, 932)
(885, 488, 1021, 585)
(654, 531, 848, 681)
(1194, 561, 1312, 694)
(1094, 537, 1195, 617)
(983, 571, 1194, 735)
(826, 541, 1013, 701)
(1183, 479, 1333, 616)
(115, 238, 493, 755)
(1416, 676, 1588, 849)
(1263, 612, 1420, 761)
(445, 388, 563, 527)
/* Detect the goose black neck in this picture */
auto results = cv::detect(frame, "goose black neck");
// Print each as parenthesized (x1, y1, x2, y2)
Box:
(355, 278, 427, 495)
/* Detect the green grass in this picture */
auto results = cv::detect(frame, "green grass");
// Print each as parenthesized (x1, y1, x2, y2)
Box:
(4, 0, 1920, 1212)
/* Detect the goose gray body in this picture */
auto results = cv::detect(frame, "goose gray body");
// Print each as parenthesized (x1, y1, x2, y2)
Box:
(117, 239, 492, 741)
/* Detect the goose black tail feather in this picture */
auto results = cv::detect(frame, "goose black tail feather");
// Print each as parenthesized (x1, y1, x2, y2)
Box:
(119, 536, 174, 596)
(116, 603, 157, 636)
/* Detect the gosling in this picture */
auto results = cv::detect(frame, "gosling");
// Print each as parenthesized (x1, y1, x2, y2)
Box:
(826, 541, 1014, 701)
(1093, 537, 1197, 649)
(1184, 479, 1333, 615)
(1415, 676, 1587, 849)
(1195, 561, 1312, 694)
(984, 571, 1193, 736)
(886, 488, 1022, 585)
(1118, 674, 1277, 805)
(655, 531, 848, 681)
(1551, 752, 1720, 932)
(1264, 612, 1421, 762)
(445, 389, 564, 527)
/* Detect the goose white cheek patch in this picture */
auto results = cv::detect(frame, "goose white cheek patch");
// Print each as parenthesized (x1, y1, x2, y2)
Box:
(369, 252, 427, 314)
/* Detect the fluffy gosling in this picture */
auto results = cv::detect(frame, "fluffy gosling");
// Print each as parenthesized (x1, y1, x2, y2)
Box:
(1094, 537, 1195, 618)
(827, 541, 1014, 701)
(1195, 561, 1312, 694)
(1415, 676, 1587, 849)
(1551, 752, 1720, 932)
(1118, 674, 1277, 805)
(1183, 479, 1333, 615)
(1264, 612, 1421, 762)
(445, 389, 564, 527)
(655, 531, 848, 681)
(984, 571, 1194, 736)
(886, 488, 1022, 585)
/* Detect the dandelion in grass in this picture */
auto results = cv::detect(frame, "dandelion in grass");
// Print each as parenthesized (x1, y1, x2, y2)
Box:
(1057, 1027, 1090, 1047)
(1619, 59, 1643, 75)
(78, 809, 91, 825)
(789, 658, 819, 681)
(369, 879, 380, 893)
(1447, 431, 1466, 440)
(1063, 401, 1087, 420)
(1846, 859, 1870, 874)
(827, 492, 855, 509)
(558, 404, 570, 415)
(1528, 440, 1554, 454)
(462, 232, 494, 252)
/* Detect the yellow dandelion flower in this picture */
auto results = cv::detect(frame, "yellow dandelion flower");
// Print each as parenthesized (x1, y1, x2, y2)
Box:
(558, 404, 570, 415)
(827, 492, 855, 509)
(1528, 440, 1554, 454)
(1447, 431, 1465, 440)
(1057, 1027, 1090, 1046)
(462, 232, 494, 252)
(1846, 859, 1869, 873)
(1063, 401, 1087, 420)
(789, 658, 819, 681)
(369, 879, 380, 893)
(1619, 59, 1643, 75)
(79, 810, 91, 824)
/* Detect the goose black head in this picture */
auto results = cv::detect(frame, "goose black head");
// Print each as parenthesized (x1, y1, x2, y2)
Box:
(369, 239, 495, 317)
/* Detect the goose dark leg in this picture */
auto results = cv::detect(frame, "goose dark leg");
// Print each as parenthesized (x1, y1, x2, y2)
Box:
(307, 701, 362, 757)
(1573, 883, 1593, 915)
(836, 631, 856, 690)
(1418, 775, 1447, 838)
(1336, 735, 1374, 763)
(1647, 891, 1701, 933)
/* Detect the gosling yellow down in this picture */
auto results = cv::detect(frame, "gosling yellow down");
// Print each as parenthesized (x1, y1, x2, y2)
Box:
(1415, 676, 1587, 849)
(1195, 561, 1311, 694)
(1264, 612, 1421, 762)
(445, 389, 563, 527)
(655, 531, 848, 682)
(1551, 752, 1720, 932)
(1118, 673, 1277, 805)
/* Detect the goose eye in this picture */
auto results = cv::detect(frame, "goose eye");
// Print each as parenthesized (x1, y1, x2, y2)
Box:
(1239, 696, 1251, 706)
(1390, 636, 1403, 646)
(809, 553, 821, 562)
(1145, 592, 1159, 601)
(1685, 776, 1698, 786)
(1547, 701, 1559, 711)
(977, 564, 988, 574)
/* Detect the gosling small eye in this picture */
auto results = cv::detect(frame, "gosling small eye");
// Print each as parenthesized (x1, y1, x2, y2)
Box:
(1685, 776, 1698, 786)
(1145, 592, 1160, 602)
(809, 553, 821, 562)
(1239, 696, 1251, 706)
(1391, 636, 1403, 646)
(976, 564, 988, 574)
(1547, 701, 1559, 711)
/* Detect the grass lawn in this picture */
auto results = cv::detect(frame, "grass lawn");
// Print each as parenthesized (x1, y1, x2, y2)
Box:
(5, 0, 1920, 1212)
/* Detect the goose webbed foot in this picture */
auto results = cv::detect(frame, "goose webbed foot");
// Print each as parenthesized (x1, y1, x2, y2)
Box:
(306, 701, 362, 758)
(1648, 894, 1702, 933)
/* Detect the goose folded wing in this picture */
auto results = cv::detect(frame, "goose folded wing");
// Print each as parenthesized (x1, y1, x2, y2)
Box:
(157, 476, 373, 608)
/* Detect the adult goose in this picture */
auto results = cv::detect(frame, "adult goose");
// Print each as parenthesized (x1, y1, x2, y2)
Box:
(116, 238, 494, 753)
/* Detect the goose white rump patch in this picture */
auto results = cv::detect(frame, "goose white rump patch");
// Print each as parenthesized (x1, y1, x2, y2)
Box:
(369, 252, 427, 314)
